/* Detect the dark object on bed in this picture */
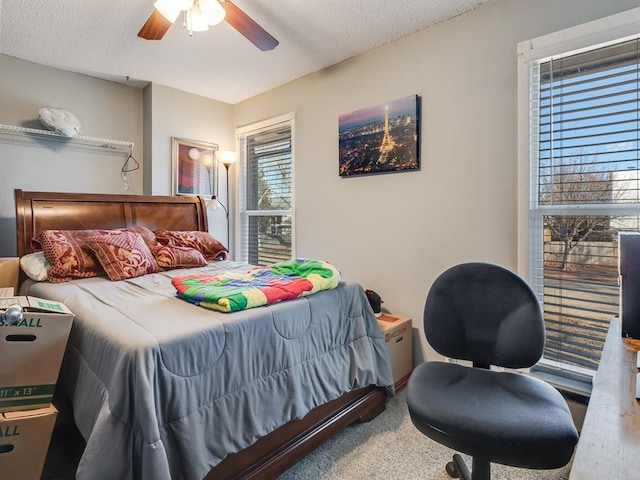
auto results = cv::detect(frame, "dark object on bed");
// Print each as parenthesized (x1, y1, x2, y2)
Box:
(406, 263, 578, 480)
(14, 189, 389, 480)
(365, 289, 383, 314)
(619, 232, 640, 339)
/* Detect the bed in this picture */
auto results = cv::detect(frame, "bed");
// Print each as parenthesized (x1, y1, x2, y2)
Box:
(14, 189, 394, 480)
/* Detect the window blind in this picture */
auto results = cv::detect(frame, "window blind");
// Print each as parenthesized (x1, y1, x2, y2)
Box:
(529, 36, 639, 376)
(238, 116, 294, 266)
(538, 38, 640, 207)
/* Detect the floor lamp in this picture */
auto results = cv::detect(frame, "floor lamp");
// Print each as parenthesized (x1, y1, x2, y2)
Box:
(215, 150, 237, 250)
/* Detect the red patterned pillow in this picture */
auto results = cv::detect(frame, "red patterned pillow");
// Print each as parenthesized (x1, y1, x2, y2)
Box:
(151, 245, 207, 269)
(85, 232, 159, 281)
(121, 226, 157, 248)
(31, 227, 158, 283)
(33, 229, 113, 283)
(154, 230, 229, 261)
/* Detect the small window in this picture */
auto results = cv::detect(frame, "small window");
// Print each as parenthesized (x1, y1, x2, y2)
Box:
(237, 114, 294, 265)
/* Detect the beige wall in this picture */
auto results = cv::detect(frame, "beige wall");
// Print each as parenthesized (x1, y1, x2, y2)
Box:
(143, 83, 235, 244)
(0, 58, 235, 255)
(143, 83, 234, 197)
(233, 0, 640, 362)
(0, 54, 143, 256)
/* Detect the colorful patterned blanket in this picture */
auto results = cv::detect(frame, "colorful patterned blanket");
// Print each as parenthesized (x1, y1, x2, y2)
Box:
(171, 259, 342, 312)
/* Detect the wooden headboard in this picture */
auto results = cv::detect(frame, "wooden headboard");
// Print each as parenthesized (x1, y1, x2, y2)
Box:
(14, 189, 208, 257)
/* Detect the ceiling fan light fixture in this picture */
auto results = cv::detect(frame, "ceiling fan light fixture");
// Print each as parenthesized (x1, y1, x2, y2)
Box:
(199, 0, 226, 26)
(186, 3, 210, 32)
(153, 0, 184, 23)
(138, 0, 278, 50)
(175, 0, 196, 10)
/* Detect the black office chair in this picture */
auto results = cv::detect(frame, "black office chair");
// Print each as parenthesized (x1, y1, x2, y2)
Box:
(406, 263, 579, 480)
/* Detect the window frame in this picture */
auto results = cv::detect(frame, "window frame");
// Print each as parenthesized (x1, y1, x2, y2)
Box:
(235, 112, 295, 265)
(517, 8, 640, 391)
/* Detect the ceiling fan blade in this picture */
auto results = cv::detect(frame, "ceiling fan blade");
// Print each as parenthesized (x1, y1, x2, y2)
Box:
(220, 1, 279, 51)
(138, 10, 173, 40)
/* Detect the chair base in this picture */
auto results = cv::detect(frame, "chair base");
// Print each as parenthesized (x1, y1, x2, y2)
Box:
(445, 454, 489, 480)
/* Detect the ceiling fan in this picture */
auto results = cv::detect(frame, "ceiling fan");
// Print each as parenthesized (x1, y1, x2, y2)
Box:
(138, 0, 279, 51)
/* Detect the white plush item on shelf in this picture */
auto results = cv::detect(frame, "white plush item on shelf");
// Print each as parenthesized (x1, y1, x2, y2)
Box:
(38, 107, 81, 137)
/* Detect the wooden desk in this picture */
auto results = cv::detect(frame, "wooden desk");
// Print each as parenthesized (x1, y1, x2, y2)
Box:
(569, 317, 640, 479)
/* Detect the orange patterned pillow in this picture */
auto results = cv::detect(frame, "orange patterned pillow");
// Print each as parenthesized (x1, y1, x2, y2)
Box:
(85, 232, 159, 281)
(151, 245, 207, 269)
(33, 229, 112, 283)
(154, 230, 229, 261)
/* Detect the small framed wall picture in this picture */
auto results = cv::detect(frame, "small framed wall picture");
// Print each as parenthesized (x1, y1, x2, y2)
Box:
(172, 138, 219, 198)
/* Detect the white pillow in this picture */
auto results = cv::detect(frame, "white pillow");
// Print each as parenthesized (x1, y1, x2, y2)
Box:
(38, 107, 81, 138)
(20, 251, 50, 282)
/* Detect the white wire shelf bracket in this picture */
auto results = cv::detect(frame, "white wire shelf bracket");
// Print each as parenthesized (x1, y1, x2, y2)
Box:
(0, 124, 133, 152)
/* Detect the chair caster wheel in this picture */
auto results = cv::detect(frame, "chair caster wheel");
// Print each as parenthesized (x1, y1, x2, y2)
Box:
(448, 454, 471, 480)
(446, 461, 460, 478)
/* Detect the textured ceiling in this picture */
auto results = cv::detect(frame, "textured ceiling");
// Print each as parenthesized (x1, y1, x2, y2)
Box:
(0, 0, 496, 104)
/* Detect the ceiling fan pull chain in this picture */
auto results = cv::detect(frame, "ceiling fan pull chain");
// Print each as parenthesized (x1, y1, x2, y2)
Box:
(183, 11, 191, 35)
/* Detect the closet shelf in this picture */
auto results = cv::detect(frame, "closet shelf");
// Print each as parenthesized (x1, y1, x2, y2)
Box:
(0, 124, 133, 153)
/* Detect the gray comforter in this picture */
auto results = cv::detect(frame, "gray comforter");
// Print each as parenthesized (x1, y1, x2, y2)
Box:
(24, 261, 394, 480)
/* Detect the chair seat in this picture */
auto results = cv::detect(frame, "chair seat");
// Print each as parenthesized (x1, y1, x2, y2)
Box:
(406, 361, 579, 470)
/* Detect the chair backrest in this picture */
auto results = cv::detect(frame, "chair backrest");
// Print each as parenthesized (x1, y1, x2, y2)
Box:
(424, 262, 545, 369)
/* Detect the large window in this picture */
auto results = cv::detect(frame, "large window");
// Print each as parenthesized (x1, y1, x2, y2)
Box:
(519, 10, 639, 389)
(237, 113, 294, 265)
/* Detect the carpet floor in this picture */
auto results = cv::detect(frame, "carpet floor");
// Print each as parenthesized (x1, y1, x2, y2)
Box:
(277, 389, 572, 480)
(43, 388, 573, 480)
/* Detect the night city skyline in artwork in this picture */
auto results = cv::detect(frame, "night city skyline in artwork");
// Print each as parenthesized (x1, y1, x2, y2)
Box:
(339, 95, 420, 177)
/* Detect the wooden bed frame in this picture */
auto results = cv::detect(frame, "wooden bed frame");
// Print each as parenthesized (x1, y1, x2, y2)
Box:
(14, 189, 388, 480)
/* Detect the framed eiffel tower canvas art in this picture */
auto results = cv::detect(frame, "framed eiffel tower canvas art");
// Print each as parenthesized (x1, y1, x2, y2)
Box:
(338, 95, 420, 177)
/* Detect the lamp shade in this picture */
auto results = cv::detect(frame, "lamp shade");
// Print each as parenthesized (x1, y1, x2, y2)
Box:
(218, 150, 237, 166)
(154, 0, 190, 23)
(176, 0, 195, 9)
(199, 0, 226, 25)
(186, 3, 210, 32)
(207, 196, 224, 211)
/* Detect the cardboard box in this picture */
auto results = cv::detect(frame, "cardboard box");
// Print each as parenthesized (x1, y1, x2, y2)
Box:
(0, 258, 19, 294)
(0, 296, 74, 413)
(0, 404, 57, 480)
(377, 314, 413, 391)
